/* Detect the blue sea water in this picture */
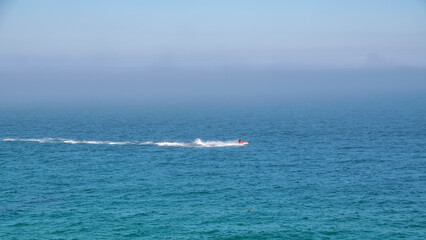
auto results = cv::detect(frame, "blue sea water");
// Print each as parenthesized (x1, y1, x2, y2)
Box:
(0, 100, 425, 239)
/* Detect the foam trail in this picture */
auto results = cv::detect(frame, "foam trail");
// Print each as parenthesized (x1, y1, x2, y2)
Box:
(156, 141, 187, 147)
(62, 140, 135, 145)
(147, 138, 245, 147)
(3, 138, 137, 145)
(192, 138, 244, 147)
(3, 138, 56, 143)
(3, 138, 247, 148)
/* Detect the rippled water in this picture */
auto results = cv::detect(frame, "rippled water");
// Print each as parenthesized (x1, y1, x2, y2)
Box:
(1, 101, 425, 239)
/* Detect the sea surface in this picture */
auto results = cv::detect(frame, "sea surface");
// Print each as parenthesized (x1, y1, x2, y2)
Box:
(1, 100, 425, 239)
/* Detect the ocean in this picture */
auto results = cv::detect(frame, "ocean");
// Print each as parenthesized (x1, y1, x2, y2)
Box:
(1, 100, 425, 239)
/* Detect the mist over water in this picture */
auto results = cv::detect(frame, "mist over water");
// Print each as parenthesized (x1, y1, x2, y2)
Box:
(1, 68, 425, 107)
(1, 1, 426, 107)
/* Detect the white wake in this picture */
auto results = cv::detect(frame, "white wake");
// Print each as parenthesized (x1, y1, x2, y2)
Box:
(2, 138, 247, 148)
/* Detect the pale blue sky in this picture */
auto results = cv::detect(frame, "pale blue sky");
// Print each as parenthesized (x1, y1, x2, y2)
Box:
(0, 0, 425, 105)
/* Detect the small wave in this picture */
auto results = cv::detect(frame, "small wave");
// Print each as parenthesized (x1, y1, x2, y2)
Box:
(2, 138, 247, 148)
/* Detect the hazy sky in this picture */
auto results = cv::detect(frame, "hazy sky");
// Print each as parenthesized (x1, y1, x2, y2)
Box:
(0, 0, 425, 106)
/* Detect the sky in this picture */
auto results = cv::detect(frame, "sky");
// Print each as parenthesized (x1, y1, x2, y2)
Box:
(0, 0, 425, 106)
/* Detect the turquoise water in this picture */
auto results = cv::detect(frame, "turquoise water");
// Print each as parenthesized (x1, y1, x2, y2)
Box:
(1, 101, 425, 239)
